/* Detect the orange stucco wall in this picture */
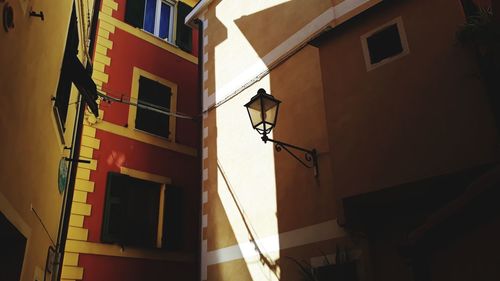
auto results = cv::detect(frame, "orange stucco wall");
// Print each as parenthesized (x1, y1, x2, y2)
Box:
(318, 0, 499, 199)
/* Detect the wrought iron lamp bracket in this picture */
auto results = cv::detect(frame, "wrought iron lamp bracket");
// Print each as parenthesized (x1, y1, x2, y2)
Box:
(261, 134, 318, 177)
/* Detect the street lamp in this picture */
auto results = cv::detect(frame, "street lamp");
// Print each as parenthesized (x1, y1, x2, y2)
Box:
(244, 88, 318, 177)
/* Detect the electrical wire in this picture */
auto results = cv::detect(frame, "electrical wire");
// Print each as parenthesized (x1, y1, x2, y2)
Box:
(95, 85, 198, 120)
(31, 206, 57, 247)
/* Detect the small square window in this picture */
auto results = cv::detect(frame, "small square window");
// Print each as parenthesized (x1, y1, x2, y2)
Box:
(361, 17, 410, 71)
(366, 24, 403, 64)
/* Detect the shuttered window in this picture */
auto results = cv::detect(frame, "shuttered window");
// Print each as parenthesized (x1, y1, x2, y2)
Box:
(101, 172, 182, 249)
(135, 76, 172, 138)
(125, 0, 145, 28)
(176, 1, 193, 52)
(54, 6, 79, 131)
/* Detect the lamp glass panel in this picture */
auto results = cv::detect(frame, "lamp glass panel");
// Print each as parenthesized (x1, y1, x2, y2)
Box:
(247, 106, 263, 128)
(264, 104, 278, 127)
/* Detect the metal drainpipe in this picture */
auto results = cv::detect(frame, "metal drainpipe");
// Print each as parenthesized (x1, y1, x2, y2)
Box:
(53, 0, 101, 280)
(194, 17, 204, 281)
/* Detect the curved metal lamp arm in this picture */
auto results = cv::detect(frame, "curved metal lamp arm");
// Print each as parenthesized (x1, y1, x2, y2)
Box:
(261, 135, 318, 177)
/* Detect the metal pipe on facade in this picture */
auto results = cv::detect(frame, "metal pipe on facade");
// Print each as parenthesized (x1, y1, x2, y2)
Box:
(194, 17, 204, 281)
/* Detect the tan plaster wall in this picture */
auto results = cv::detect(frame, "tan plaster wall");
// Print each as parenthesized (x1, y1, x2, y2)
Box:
(0, 0, 91, 280)
(318, 0, 499, 199)
(205, 0, 331, 96)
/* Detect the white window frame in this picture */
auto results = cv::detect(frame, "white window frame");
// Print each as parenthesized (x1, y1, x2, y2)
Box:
(143, 0, 176, 43)
(360, 17, 410, 71)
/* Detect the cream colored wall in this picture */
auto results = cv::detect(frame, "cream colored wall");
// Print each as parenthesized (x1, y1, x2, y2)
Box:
(203, 0, 331, 105)
(197, 0, 369, 280)
(0, 0, 93, 280)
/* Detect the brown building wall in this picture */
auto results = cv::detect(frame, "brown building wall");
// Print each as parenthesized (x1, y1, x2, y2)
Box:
(318, 0, 499, 199)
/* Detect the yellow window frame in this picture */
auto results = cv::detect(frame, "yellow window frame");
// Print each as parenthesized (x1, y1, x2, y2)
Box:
(129, 67, 178, 142)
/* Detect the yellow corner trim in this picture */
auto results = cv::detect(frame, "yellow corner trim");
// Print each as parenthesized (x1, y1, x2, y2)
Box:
(93, 121, 197, 156)
(93, 61, 106, 73)
(120, 167, 172, 184)
(99, 20, 116, 34)
(181, 0, 198, 7)
(69, 214, 85, 228)
(63, 253, 79, 266)
(68, 226, 89, 241)
(75, 179, 95, 192)
(92, 70, 109, 83)
(82, 125, 96, 138)
(78, 159, 97, 171)
(79, 146, 94, 159)
(65, 240, 195, 262)
(76, 168, 91, 180)
(71, 202, 92, 216)
(102, 0, 118, 11)
(95, 44, 109, 56)
(61, 266, 84, 280)
(94, 53, 111, 66)
(101, 5, 113, 16)
(82, 135, 101, 149)
(98, 13, 198, 64)
(73, 190, 88, 203)
(97, 35, 113, 49)
(98, 28, 111, 40)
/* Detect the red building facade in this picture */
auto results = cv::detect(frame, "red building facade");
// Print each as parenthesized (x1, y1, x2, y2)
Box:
(61, 0, 201, 280)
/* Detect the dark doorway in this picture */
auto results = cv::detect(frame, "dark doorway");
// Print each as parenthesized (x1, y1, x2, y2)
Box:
(0, 212, 27, 281)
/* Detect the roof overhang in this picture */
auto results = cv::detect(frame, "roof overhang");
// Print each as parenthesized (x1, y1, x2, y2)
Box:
(185, 0, 213, 28)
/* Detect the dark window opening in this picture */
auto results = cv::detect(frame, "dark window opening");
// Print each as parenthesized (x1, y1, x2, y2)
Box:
(135, 76, 172, 139)
(0, 212, 27, 281)
(101, 172, 182, 250)
(366, 23, 403, 64)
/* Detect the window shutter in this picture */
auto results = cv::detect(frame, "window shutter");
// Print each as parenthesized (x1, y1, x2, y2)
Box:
(55, 5, 79, 131)
(176, 1, 193, 53)
(124, 177, 161, 248)
(162, 185, 182, 250)
(101, 172, 129, 244)
(136, 76, 172, 138)
(125, 0, 146, 28)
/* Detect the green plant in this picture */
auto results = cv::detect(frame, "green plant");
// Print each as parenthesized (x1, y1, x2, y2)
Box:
(456, 7, 500, 54)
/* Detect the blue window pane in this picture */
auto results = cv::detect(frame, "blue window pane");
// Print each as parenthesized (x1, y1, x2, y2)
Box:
(144, 0, 156, 33)
(159, 3, 171, 39)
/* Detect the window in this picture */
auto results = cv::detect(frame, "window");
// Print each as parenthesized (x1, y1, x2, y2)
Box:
(136, 76, 172, 138)
(125, 0, 193, 52)
(361, 17, 410, 71)
(129, 67, 177, 141)
(101, 172, 182, 249)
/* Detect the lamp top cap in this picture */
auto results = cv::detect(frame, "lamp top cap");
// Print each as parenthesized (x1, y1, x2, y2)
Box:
(257, 88, 267, 95)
